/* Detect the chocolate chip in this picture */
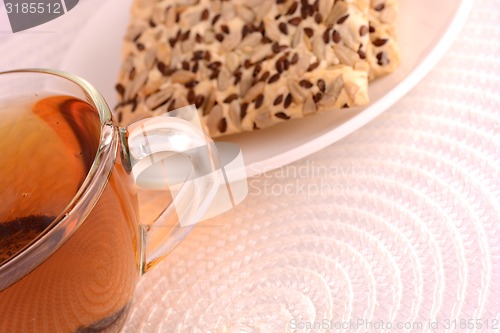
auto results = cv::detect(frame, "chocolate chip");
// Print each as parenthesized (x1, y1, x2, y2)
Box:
(224, 93, 239, 104)
(314, 13, 322, 24)
(304, 27, 314, 38)
(133, 33, 142, 42)
(262, 36, 273, 44)
(284, 59, 290, 71)
(274, 94, 284, 106)
(209, 69, 219, 80)
(157, 62, 175, 76)
(201, 8, 209, 20)
(291, 53, 299, 65)
(131, 98, 138, 112)
(307, 61, 320, 72)
(168, 99, 176, 111)
(253, 63, 262, 77)
(150, 96, 170, 112)
(279, 22, 288, 35)
(241, 103, 248, 119)
(376, 51, 389, 66)
(187, 89, 196, 104)
(211, 70, 222, 80)
(156, 63, 166, 75)
(184, 80, 199, 89)
(136, 43, 145, 51)
(317, 79, 326, 93)
(374, 3, 385, 11)
(254, 94, 264, 109)
(275, 59, 285, 73)
(257, 22, 265, 33)
(181, 30, 190, 41)
(115, 83, 125, 96)
(284, 93, 292, 108)
(242, 25, 250, 38)
(215, 33, 224, 42)
(272, 42, 281, 53)
(221, 24, 230, 34)
(275, 112, 291, 120)
(337, 14, 349, 24)
(218, 118, 227, 133)
(192, 50, 205, 61)
(372, 38, 388, 47)
(191, 61, 199, 73)
(129, 67, 136, 80)
(299, 79, 313, 88)
(130, 96, 138, 112)
(212, 14, 221, 25)
(286, 2, 298, 15)
(313, 92, 323, 103)
(208, 61, 222, 70)
(358, 50, 366, 59)
(234, 71, 243, 84)
(323, 28, 331, 43)
(260, 71, 270, 82)
(300, 5, 308, 19)
(331, 30, 341, 43)
(195, 95, 205, 108)
(202, 106, 209, 116)
(307, 4, 314, 16)
(268, 73, 281, 84)
(288, 17, 302, 26)
(359, 25, 368, 36)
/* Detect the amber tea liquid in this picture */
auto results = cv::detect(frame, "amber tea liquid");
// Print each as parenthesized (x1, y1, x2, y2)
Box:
(0, 94, 140, 332)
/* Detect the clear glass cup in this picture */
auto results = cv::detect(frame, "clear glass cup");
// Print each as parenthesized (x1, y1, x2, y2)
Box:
(0, 69, 220, 332)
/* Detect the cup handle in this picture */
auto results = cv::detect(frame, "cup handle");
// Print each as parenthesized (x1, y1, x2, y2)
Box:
(121, 114, 220, 273)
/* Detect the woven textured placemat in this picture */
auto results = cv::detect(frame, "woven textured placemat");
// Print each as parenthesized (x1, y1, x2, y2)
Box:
(1, 0, 499, 332)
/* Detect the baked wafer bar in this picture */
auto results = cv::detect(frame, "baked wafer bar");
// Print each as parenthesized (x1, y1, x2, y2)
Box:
(115, 0, 372, 137)
(367, 0, 400, 80)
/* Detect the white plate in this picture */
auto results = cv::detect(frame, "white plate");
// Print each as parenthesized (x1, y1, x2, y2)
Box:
(61, 0, 473, 177)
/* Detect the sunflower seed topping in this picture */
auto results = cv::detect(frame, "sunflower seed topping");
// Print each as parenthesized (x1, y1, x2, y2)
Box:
(116, 0, 386, 136)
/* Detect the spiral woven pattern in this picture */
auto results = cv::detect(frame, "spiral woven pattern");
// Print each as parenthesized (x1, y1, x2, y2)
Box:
(121, 1, 500, 331)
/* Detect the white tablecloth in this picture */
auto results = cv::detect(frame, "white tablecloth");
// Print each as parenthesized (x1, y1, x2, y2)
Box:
(1, 0, 499, 331)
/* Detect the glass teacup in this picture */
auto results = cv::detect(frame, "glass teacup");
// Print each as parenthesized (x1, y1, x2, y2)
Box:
(0, 69, 220, 332)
